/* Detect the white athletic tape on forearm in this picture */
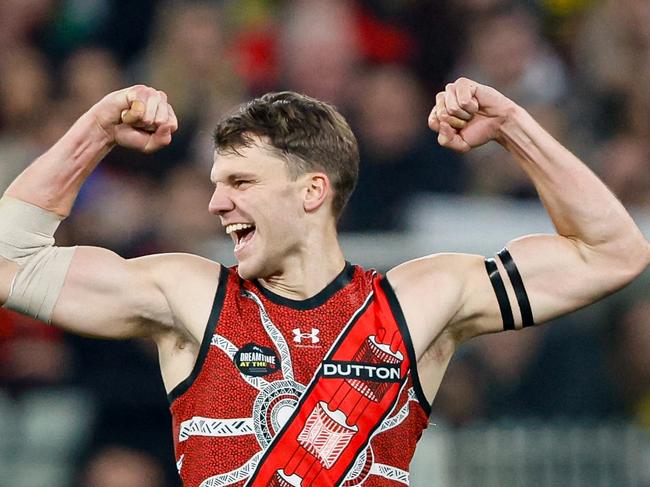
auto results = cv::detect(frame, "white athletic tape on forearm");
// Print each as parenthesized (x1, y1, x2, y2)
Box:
(0, 195, 76, 323)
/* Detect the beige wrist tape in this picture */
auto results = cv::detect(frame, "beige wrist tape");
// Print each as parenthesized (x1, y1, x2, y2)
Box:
(0, 196, 76, 323)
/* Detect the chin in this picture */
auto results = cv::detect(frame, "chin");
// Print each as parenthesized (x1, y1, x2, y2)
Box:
(236, 257, 264, 281)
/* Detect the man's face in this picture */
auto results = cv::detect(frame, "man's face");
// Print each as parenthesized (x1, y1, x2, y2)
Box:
(209, 143, 308, 280)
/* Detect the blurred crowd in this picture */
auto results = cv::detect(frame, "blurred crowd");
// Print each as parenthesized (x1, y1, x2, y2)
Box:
(0, 0, 649, 485)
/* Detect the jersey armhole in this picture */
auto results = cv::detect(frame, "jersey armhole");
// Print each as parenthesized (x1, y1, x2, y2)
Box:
(168, 265, 229, 404)
(379, 276, 433, 416)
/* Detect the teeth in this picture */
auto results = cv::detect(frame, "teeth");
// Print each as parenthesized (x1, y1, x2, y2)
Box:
(225, 223, 254, 235)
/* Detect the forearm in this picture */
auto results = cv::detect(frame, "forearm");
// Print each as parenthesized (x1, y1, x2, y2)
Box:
(5, 111, 113, 218)
(0, 112, 102, 310)
(498, 105, 649, 265)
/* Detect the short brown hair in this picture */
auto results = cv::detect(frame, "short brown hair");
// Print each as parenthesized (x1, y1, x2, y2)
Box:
(213, 92, 359, 219)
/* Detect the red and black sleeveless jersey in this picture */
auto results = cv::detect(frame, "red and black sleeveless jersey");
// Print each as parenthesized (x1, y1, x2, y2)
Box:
(169, 263, 431, 486)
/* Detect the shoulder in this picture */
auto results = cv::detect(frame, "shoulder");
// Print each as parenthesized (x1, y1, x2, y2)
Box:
(386, 252, 483, 295)
(384, 253, 486, 355)
(130, 253, 224, 342)
(131, 252, 222, 281)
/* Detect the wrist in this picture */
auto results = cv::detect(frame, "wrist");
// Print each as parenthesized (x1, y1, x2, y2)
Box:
(84, 95, 123, 146)
(6, 112, 115, 216)
(77, 111, 115, 147)
(495, 103, 530, 148)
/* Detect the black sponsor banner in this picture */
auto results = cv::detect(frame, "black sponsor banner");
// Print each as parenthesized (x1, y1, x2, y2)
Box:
(321, 360, 401, 383)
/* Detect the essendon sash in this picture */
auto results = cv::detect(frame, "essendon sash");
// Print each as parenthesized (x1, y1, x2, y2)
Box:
(247, 285, 411, 486)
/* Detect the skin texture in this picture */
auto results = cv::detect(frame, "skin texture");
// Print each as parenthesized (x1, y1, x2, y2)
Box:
(1, 79, 649, 401)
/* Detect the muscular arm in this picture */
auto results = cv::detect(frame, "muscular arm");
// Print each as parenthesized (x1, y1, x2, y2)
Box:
(390, 79, 650, 355)
(479, 105, 648, 325)
(51, 249, 219, 340)
(0, 85, 191, 340)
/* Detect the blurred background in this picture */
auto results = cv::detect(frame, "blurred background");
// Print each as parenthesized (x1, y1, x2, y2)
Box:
(0, 0, 649, 485)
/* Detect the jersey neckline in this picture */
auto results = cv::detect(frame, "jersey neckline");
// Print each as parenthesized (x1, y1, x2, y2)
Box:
(251, 261, 355, 310)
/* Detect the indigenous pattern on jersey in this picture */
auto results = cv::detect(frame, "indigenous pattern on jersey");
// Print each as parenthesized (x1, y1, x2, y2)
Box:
(169, 263, 431, 486)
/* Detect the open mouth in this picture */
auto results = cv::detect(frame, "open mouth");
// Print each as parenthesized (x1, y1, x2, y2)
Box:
(225, 223, 256, 254)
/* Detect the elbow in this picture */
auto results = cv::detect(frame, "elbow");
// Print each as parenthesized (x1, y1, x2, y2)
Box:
(589, 231, 650, 289)
(634, 234, 650, 274)
(615, 234, 650, 284)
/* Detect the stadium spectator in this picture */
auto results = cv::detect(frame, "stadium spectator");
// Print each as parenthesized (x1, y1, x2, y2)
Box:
(341, 65, 465, 231)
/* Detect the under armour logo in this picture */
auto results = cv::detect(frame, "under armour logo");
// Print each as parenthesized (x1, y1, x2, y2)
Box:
(293, 328, 320, 344)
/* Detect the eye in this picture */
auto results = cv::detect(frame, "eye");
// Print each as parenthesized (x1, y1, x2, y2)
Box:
(233, 180, 251, 189)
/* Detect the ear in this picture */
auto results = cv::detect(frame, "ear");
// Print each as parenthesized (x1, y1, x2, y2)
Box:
(303, 173, 331, 213)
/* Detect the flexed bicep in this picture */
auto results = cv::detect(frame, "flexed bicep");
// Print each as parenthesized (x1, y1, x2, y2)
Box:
(51, 247, 174, 338)
(451, 233, 646, 341)
(491, 234, 639, 328)
(387, 233, 644, 355)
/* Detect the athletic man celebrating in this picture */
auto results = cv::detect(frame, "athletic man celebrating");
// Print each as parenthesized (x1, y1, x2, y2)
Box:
(0, 78, 648, 486)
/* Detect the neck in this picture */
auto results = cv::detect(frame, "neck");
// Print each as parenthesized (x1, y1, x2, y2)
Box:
(257, 227, 346, 300)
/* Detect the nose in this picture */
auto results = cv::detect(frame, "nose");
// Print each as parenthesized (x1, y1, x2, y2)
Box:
(208, 183, 235, 215)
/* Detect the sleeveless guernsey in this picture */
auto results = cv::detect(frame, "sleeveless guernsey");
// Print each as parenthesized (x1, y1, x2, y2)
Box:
(169, 263, 431, 486)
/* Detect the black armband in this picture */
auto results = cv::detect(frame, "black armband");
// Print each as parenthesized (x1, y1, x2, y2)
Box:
(497, 248, 535, 328)
(484, 257, 515, 331)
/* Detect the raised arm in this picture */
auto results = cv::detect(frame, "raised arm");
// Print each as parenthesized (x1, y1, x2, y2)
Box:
(388, 78, 650, 354)
(0, 86, 204, 340)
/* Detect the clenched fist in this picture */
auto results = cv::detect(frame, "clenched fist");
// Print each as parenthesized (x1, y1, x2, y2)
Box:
(89, 85, 179, 154)
(428, 77, 517, 153)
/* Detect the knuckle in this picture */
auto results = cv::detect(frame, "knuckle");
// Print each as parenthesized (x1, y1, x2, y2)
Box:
(446, 98, 459, 110)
